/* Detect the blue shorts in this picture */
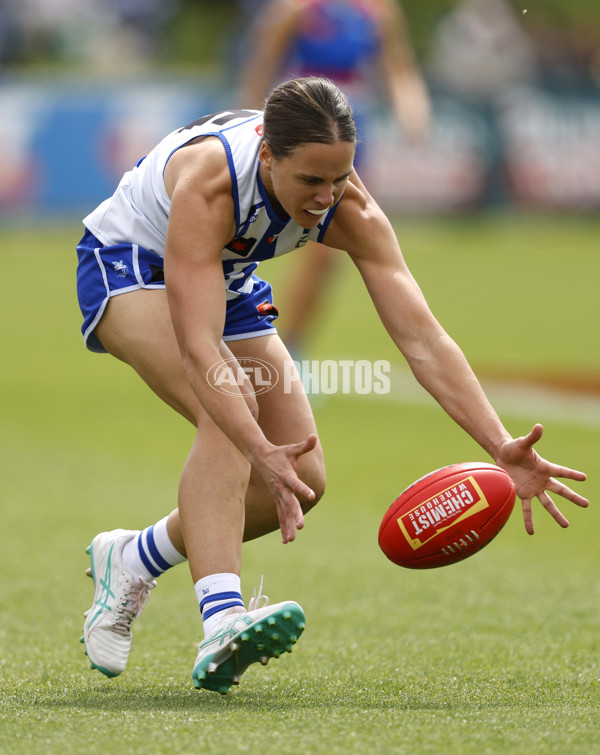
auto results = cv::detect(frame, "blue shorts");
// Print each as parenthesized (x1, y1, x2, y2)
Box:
(76, 229, 278, 353)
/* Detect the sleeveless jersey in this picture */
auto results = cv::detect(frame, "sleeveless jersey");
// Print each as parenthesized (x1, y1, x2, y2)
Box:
(83, 109, 339, 299)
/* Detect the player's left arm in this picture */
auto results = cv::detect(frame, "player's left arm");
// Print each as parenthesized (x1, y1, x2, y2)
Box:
(323, 176, 588, 533)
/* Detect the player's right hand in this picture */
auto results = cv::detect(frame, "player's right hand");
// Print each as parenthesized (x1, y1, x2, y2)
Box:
(255, 434, 318, 543)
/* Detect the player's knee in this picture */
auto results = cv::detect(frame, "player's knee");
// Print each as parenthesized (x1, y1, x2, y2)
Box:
(300, 462, 326, 514)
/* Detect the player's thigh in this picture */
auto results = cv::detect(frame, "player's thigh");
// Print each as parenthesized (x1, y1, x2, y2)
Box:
(95, 289, 201, 423)
(96, 289, 258, 426)
(228, 334, 326, 498)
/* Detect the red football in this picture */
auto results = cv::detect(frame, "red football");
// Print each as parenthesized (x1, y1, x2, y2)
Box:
(379, 462, 516, 569)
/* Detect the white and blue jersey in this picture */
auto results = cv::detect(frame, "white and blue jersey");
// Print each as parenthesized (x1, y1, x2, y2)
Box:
(76, 109, 340, 351)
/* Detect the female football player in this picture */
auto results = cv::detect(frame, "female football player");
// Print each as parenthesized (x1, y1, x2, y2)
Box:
(76, 77, 587, 694)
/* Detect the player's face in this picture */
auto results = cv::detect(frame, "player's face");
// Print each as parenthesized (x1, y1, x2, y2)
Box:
(259, 140, 355, 227)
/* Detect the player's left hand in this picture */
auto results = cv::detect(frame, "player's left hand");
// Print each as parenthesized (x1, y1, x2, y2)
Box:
(494, 423, 588, 534)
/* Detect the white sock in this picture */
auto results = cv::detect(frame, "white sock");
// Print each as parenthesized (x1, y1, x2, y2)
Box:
(121, 516, 187, 581)
(195, 573, 245, 637)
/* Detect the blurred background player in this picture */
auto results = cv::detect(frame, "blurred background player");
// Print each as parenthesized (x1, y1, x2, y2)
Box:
(237, 0, 431, 360)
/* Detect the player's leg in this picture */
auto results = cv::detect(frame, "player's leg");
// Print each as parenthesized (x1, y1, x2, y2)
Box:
(226, 332, 326, 540)
(85, 288, 320, 687)
(94, 288, 325, 544)
(82, 289, 250, 677)
(92, 288, 258, 576)
(189, 332, 320, 693)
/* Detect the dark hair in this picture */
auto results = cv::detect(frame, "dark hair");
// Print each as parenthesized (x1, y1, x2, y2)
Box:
(263, 77, 357, 159)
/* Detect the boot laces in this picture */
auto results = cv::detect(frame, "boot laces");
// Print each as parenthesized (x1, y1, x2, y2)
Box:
(113, 576, 156, 636)
(247, 575, 269, 612)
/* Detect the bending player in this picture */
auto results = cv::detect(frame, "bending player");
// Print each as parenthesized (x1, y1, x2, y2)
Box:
(76, 77, 588, 694)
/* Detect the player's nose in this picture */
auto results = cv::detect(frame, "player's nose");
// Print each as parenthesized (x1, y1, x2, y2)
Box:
(313, 185, 335, 207)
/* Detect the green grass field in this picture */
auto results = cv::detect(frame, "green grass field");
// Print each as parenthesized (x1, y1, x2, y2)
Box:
(1, 216, 599, 754)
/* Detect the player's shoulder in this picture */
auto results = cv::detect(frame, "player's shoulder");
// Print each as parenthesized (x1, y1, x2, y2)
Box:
(337, 172, 383, 219)
(164, 136, 232, 201)
(324, 171, 392, 252)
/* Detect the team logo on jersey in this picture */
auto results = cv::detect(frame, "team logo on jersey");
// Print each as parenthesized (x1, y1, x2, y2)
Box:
(225, 236, 257, 256)
(112, 260, 129, 278)
(255, 124, 264, 136)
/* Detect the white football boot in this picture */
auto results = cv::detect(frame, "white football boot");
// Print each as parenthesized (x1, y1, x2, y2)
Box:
(81, 529, 156, 677)
(193, 585, 306, 694)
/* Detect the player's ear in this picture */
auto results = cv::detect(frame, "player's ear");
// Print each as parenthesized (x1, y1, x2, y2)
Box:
(259, 141, 273, 169)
